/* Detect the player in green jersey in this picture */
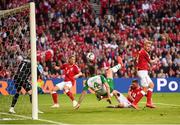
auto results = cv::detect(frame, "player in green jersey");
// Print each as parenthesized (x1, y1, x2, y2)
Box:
(74, 56, 123, 109)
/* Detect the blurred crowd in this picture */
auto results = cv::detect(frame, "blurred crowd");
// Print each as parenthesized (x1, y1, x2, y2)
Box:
(0, 0, 179, 79)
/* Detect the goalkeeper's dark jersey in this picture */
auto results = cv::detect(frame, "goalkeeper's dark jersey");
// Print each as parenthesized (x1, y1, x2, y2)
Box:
(14, 59, 31, 85)
(13, 58, 42, 92)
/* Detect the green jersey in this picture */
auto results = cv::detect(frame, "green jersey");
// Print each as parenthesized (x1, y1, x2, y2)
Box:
(83, 75, 107, 94)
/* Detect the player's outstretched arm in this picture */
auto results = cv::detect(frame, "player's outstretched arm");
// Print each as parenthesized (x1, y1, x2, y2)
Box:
(104, 82, 112, 104)
(104, 82, 111, 99)
(127, 90, 134, 102)
(74, 90, 87, 109)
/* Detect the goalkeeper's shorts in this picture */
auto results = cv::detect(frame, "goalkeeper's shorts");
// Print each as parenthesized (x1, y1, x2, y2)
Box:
(15, 82, 32, 92)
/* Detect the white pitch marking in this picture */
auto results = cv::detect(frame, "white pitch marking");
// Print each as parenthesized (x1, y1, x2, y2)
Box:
(1, 102, 180, 124)
(141, 102, 180, 107)
(0, 112, 67, 125)
(39, 102, 180, 107)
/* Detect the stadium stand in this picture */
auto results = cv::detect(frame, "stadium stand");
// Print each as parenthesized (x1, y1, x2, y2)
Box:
(0, 0, 179, 79)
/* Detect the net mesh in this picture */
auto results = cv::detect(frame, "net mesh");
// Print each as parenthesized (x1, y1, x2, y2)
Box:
(0, 4, 32, 118)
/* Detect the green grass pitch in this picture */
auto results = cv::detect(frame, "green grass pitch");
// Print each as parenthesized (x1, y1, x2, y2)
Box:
(0, 93, 180, 124)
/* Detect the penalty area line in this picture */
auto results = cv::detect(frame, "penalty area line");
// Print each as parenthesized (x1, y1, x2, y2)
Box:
(0, 112, 66, 125)
(141, 102, 180, 107)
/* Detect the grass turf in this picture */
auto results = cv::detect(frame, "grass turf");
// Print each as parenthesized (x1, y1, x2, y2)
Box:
(0, 93, 180, 124)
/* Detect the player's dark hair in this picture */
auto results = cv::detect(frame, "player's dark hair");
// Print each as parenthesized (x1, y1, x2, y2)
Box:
(88, 65, 95, 76)
(132, 79, 138, 83)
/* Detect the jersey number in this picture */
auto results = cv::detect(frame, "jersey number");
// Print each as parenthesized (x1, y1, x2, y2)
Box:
(20, 63, 26, 72)
(94, 82, 100, 89)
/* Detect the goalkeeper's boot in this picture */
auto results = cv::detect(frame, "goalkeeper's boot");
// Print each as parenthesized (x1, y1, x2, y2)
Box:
(9, 107, 16, 114)
(72, 100, 78, 107)
(51, 104, 59, 108)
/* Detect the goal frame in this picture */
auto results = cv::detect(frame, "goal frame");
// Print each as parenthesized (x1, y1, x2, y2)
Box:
(30, 2, 38, 120)
(0, 2, 38, 120)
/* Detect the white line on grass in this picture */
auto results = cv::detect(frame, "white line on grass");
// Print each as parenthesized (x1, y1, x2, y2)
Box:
(0, 112, 67, 125)
(40, 102, 180, 107)
(141, 102, 180, 107)
(1, 102, 180, 124)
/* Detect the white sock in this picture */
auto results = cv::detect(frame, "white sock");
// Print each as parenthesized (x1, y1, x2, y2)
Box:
(110, 64, 121, 73)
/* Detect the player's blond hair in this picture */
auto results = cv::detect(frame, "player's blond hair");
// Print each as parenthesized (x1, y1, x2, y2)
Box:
(144, 40, 152, 45)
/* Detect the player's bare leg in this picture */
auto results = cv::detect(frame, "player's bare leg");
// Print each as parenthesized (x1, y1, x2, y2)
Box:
(74, 91, 87, 110)
(112, 90, 120, 101)
(106, 103, 125, 108)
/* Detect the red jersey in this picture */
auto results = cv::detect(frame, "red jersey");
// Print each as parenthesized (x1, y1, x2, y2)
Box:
(61, 63, 81, 86)
(127, 86, 142, 103)
(136, 49, 150, 70)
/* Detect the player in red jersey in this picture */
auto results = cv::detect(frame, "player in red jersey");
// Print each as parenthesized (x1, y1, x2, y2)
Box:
(51, 55, 82, 108)
(107, 79, 141, 108)
(131, 40, 159, 109)
(127, 79, 142, 103)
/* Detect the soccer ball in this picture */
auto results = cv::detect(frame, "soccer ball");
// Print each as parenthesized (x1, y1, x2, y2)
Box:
(86, 52, 95, 61)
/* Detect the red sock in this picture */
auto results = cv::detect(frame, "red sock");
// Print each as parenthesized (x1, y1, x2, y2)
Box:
(66, 91, 74, 101)
(147, 89, 153, 104)
(132, 91, 145, 105)
(52, 93, 58, 104)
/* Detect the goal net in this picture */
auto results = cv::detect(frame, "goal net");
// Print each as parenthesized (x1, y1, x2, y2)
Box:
(0, 2, 38, 120)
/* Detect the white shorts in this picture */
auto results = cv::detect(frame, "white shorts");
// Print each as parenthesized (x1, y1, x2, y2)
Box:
(137, 70, 153, 87)
(56, 81, 72, 90)
(118, 93, 131, 108)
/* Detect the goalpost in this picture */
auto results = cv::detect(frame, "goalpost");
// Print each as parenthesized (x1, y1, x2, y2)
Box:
(29, 2, 38, 120)
(0, 2, 38, 120)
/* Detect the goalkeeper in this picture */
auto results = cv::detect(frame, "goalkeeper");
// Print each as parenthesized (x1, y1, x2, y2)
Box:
(9, 50, 43, 114)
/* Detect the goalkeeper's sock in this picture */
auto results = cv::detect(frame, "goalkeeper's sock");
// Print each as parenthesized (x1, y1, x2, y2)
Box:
(11, 93, 19, 107)
(52, 92, 58, 104)
(146, 88, 153, 104)
(66, 91, 74, 101)
(29, 94, 32, 103)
